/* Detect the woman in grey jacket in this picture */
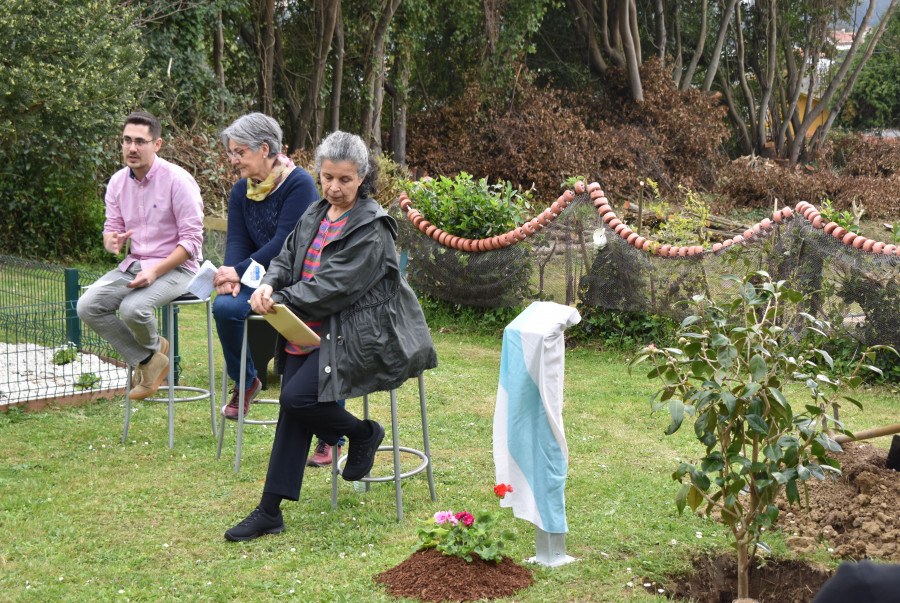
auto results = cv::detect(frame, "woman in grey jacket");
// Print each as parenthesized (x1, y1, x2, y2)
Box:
(225, 131, 438, 542)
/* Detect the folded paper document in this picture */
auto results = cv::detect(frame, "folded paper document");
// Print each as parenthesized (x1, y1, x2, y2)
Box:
(185, 260, 217, 299)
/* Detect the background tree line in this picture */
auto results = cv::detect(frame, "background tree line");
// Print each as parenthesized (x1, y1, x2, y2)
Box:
(1, 0, 898, 259)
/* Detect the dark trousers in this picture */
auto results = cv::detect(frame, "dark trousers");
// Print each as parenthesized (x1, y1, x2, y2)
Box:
(263, 350, 366, 500)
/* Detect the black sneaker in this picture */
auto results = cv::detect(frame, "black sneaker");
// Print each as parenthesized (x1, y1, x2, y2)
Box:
(342, 421, 385, 481)
(224, 506, 285, 542)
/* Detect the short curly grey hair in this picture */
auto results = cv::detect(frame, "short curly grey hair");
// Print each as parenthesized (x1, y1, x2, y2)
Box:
(314, 131, 379, 198)
(314, 131, 369, 178)
(221, 113, 282, 158)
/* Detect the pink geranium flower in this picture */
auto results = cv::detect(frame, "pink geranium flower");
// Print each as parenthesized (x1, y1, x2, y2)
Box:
(434, 510, 458, 526)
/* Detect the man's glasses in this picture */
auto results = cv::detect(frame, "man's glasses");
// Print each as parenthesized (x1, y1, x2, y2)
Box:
(122, 137, 155, 148)
(226, 146, 251, 160)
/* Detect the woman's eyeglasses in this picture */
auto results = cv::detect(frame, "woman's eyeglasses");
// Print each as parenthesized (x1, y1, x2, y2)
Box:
(226, 146, 251, 160)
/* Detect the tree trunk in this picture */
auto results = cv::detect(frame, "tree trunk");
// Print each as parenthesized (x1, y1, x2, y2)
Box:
(569, 0, 609, 76)
(214, 10, 226, 114)
(388, 48, 411, 166)
(654, 0, 666, 59)
(330, 8, 344, 133)
(618, 0, 643, 101)
(754, 0, 777, 153)
(360, 0, 403, 147)
(717, 70, 752, 155)
(789, 0, 898, 163)
(679, 0, 706, 90)
(296, 0, 339, 150)
(700, 0, 738, 92)
(671, 1, 682, 83)
(732, 2, 757, 140)
(259, 0, 276, 116)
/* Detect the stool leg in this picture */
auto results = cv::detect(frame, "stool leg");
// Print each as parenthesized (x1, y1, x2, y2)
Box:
(331, 450, 339, 510)
(418, 372, 437, 502)
(216, 357, 229, 460)
(234, 319, 250, 473)
(167, 304, 175, 449)
(362, 394, 371, 493)
(122, 366, 134, 443)
(390, 388, 403, 521)
(206, 299, 217, 437)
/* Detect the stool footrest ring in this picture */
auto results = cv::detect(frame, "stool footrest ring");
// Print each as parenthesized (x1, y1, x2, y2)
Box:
(338, 446, 429, 483)
(145, 386, 211, 403)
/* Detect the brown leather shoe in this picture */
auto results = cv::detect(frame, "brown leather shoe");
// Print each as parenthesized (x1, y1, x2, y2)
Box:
(128, 352, 169, 400)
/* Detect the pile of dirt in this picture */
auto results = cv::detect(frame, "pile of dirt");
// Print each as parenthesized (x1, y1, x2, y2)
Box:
(373, 548, 533, 602)
(658, 441, 899, 602)
(775, 441, 900, 561)
(656, 555, 832, 603)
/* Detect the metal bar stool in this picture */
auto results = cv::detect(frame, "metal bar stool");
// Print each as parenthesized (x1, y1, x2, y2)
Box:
(331, 372, 437, 521)
(216, 315, 278, 473)
(122, 293, 217, 448)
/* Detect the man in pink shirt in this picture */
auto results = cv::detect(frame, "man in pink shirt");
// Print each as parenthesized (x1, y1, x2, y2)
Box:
(77, 111, 204, 400)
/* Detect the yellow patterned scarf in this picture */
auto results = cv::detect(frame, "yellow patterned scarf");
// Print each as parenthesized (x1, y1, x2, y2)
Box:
(246, 154, 296, 201)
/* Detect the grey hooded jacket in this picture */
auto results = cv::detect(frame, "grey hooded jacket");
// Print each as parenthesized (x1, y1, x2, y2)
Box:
(262, 195, 438, 402)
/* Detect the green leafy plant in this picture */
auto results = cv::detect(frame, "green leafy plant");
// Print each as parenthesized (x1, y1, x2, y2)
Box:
(629, 270, 893, 599)
(74, 373, 101, 390)
(819, 199, 860, 234)
(416, 485, 516, 563)
(641, 178, 711, 246)
(560, 175, 586, 189)
(404, 172, 532, 240)
(569, 307, 678, 349)
(52, 344, 79, 366)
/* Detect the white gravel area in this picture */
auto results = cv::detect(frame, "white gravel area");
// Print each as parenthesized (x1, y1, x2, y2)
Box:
(0, 342, 128, 406)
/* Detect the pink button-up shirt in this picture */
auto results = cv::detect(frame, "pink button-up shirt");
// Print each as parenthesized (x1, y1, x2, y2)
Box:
(103, 156, 204, 274)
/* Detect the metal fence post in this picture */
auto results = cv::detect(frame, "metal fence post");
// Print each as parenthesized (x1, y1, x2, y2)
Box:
(64, 268, 81, 348)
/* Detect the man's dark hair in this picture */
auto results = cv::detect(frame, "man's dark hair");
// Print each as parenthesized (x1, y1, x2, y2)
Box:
(124, 111, 162, 140)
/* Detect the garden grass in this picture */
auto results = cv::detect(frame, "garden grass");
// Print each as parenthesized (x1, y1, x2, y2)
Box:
(1, 303, 898, 602)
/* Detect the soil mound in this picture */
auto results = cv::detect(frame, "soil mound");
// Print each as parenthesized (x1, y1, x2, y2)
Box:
(374, 548, 533, 602)
(775, 441, 900, 561)
(657, 554, 831, 603)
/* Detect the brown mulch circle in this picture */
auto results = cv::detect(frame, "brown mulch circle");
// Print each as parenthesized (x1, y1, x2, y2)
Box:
(654, 554, 832, 603)
(374, 548, 533, 602)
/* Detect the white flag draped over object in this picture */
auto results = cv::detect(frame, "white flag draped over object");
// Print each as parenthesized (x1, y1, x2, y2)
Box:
(493, 301, 580, 533)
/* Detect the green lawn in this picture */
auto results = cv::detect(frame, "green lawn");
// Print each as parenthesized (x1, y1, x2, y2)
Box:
(1, 303, 897, 602)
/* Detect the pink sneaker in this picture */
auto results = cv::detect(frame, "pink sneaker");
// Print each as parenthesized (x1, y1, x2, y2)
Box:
(307, 442, 341, 467)
(224, 377, 262, 420)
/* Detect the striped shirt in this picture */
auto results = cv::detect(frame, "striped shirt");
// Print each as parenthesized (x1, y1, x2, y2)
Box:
(285, 210, 351, 355)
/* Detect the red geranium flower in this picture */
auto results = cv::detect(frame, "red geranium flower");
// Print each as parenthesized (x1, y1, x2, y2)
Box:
(494, 483, 513, 498)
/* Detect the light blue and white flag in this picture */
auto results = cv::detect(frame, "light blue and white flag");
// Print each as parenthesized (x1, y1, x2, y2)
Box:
(493, 301, 580, 533)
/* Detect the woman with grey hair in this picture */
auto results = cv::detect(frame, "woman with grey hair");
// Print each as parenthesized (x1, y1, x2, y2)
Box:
(213, 112, 318, 419)
(224, 131, 438, 542)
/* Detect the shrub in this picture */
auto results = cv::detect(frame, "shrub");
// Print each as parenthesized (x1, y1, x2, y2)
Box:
(0, 0, 145, 261)
(406, 60, 729, 203)
(405, 173, 533, 240)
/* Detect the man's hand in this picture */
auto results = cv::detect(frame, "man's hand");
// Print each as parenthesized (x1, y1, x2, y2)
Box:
(214, 265, 241, 297)
(128, 267, 158, 289)
(250, 284, 275, 314)
(104, 230, 134, 255)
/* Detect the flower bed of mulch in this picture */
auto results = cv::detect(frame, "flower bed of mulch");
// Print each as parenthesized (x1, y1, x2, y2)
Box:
(374, 548, 533, 602)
